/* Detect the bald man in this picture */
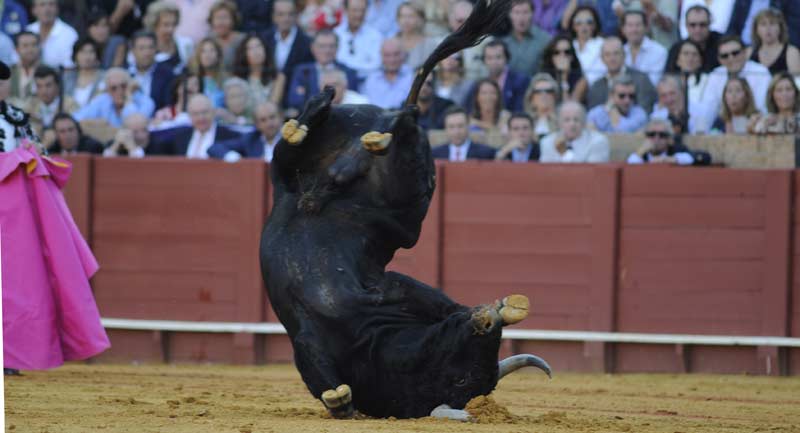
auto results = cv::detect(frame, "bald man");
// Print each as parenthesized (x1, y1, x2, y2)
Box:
(148, 94, 241, 157)
(361, 38, 414, 109)
(74, 67, 155, 127)
(209, 101, 285, 162)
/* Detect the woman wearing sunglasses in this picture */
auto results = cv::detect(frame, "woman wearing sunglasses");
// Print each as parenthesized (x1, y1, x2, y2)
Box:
(523, 73, 560, 139)
(540, 34, 588, 102)
(627, 118, 697, 165)
(567, 5, 605, 84)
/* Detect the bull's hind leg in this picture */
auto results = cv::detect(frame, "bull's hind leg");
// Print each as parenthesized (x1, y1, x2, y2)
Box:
(292, 331, 354, 419)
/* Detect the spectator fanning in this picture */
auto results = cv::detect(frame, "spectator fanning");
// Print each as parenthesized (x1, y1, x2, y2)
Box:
(361, 38, 414, 109)
(666, 5, 722, 73)
(540, 34, 587, 103)
(142, 0, 194, 70)
(9, 32, 41, 103)
(749, 8, 800, 76)
(148, 93, 240, 157)
(469, 79, 511, 145)
(105, 113, 150, 158)
(501, 0, 551, 77)
(25, 0, 79, 68)
(415, 73, 454, 131)
(75, 67, 156, 128)
(664, 39, 710, 111)
(495, 112, 540, 163)
(86, 9, 127, 69)
(587, 74, 648, 133)
(233, 35, 286, 107)
(540, 101, 610, 163)
(287, 30, 359, 111)
(431, 106, 496, 161)
(334, 0, 384, 80)
(587, 36, 657, 114)
(49, 113, 105, 155)
(627, 118, 699, 166)
(190, 37, 227, 108)
(319, 68, 369, 104)
(209, 101, 284, 162)
(25, 66, 79, 137)
(523, 73, 559, 140)
(209, 0, 246, 70)
(433, 53, 474, 109)
(63, 39, 106, 109)
(395, 2, 440, 70)
(710, 77, 759, 134)
(750, 72, 800, 135)
(481, 39, 530, 112)
(622, 10, 667, 86)
(567, 5, 605, 84)
(128, 30, 178, 110)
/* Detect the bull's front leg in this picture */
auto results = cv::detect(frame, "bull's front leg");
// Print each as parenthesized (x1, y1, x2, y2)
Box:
(292, 330, 354, 419)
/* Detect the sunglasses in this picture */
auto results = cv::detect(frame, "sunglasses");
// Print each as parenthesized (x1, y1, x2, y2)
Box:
(533, 88, 556, 94)
(687, 21, 709, 28)
(719, 49, 742, 60)
(574, 18, 594, 25)
(645, 131, 670, 138)
(616, 92, 636, 100)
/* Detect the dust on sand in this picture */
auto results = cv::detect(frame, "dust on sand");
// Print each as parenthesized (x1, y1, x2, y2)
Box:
(5, 363, 800, 433)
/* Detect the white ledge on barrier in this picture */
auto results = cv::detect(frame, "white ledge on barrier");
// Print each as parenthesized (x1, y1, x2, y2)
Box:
(100, 318, 800, 347)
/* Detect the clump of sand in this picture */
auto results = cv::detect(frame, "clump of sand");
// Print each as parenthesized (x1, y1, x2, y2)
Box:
(464, 395, 517, 423)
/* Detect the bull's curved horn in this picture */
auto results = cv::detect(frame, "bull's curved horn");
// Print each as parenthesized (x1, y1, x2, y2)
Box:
(498, 354, 552, 379)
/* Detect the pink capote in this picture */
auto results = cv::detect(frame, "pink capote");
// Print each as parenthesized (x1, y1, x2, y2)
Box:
(1, 146, 110, 370)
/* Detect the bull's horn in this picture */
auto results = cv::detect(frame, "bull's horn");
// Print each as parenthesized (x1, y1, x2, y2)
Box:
(361, 131, 392, 154)
(281, 119, 309, 145)
(430, 404, 471, 422)
(498, 354, 552, 379)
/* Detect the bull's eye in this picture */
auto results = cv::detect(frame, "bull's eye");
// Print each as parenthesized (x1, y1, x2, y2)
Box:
(454, 378, 467, 387)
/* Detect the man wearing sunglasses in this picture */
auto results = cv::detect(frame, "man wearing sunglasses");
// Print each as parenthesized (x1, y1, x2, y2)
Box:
(587, 36, 656, 114)
(627, 118, 696, 165)
(587, 74, 648, 133)
(666, 5, 722, 73)
(74, 67, 155, 128)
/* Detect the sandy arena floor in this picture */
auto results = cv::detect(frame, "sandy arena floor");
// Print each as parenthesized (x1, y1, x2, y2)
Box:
(4, 363, 800, 433)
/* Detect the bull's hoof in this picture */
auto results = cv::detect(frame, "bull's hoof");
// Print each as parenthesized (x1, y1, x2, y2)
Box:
(499, 294, 529, 325)
(361, 131, 392, 154)
(281, 119, 309, 145)
(322, 384, 353, 419)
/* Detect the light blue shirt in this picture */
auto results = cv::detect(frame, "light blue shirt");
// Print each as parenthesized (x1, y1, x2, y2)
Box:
(74, 92, 155, 128)
(587, 105, 648, 133)
(361, 66, 414, 109)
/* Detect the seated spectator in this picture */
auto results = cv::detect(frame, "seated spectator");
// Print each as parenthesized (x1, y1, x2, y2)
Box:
(361, 39, 413, 109)
(651, 75, 700, 135)
(502, 0, 551, 77)
(481, 39, 530, 112)
(128, 30, 178, 110)
(710, 77, 760, 134)
(433, 53, 473, 109)
(190, 37, 227, 108)
(25, 0, 78, 68)
(47, 113, 104, 155)
(540, 101, 609, 163)
(320, 68, 369, 104)
(287, 30, 358, 112)
(703, 35, 771, 128)
(208, 0, 246, 70)
(627, 118, 699, 165)
(431, 106, 496, 161)
(63, 39, 106, 109)
(415, 74, 454, 131)
(679, 0, 734, 40)
(269, 0, 314, 99)
(362, 0, 404, 38)
(152, 71, 201, 129)
(664, 39, 710, 111)
(540, 34, 588, 103)
(299, 0, 343, 35)
(24, 66, 79, 137)
(749, 8, 800, 76)
(447, 0, 488, 80)
(523, 73, 559, 140)
(9, 31, 41, 103)
(104, 113, 150, 158)
(148, 93, 241, 157)
(611, 0, 678, 48)
(587, 75, 649, 133)
(334, 0, 383, 80)
(567, 5, 605, 84)
(667, 5, 722, 75)
(85, 9, 127, 69)
(142, 0, 194, 70)
(750, 72, 800, 135)
(233, 35, 286, 107)
(469, 79, 511, 144)
(621, 10, 667, 86)
(495, 112, 540, 163)
(395, 2, 440, 70)
(209, 101, 283, 162)
(216, 77, 254, 126)
(587, 36, 657, 113)
(74, 67, 156, 128)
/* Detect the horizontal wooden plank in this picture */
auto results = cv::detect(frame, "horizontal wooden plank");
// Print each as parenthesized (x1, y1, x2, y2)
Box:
(94, 157, 266, 188)
(622, 166, 769, 197)
(93, 270, 239, 303)
(96, 300, 238, 321)
(93, 239, 247, 271)
(620, 259, 763, 293)
(445, 224, 592, 255)
(446, 194, 592, 225)
(443, 162, 596, 195)
(620, 228, 765, 260)
(622, 197, 765, 228)
(443, 253, 591, 286)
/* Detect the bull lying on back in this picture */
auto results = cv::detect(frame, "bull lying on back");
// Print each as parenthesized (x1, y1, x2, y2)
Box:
(259, 0, 551, 420)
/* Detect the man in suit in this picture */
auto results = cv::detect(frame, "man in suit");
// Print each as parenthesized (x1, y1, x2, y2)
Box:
(209, 101, 283, 162)
(416, 74, 454, 131)
(48, 113, 104, 155)
(24, 65, 79, 138)
(431, 106, 495, 161)
(128, 30, 176, 110)
(494, 112, 539, 163)
(268, 0, 314, 106)
(479, 39, 529, 112)
(587, 36, 657, 113)
(148, 94, 240, 157)
(287, 30, 359, 112)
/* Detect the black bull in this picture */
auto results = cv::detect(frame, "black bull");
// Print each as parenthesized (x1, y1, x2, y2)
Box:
(259, 88, 551, 419)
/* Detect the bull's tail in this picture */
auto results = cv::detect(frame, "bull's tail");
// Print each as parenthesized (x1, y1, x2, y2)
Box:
(403, 0, 512, 108)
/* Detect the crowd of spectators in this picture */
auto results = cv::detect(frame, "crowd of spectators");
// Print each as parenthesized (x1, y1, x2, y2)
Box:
(2, 0, 799, 165)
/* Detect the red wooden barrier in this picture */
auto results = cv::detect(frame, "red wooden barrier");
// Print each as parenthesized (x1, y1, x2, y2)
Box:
(61, 154, 93, 242)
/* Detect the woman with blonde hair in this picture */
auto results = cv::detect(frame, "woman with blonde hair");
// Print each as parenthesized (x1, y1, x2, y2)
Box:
(710, 77, 760, 134)
(395, 2, 441, 69)
(750, 8, 800, 75)
(208, 0, 246, 70)
(143, 0, 194, 69)
(189, 37, 227, 108)
(523, 73, 560, 140)
(750, 72, 800, 135)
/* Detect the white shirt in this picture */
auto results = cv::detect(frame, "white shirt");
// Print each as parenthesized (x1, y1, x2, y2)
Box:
(274, 26, 298, 72)
(573, 37, 606, 85)
(624, 37, 667, 86)
(341, 90, 370, 104)
(702, 60, 771, 128)
(679, 0, 734, 39)
(448, 140, 472, 162)
(186, 123, 217, 159)
(26, 18, 78, 68)
(264, 134, 280, 163)
(38, 98, 60, 128)
(130, 64, 156, 98)
(334, 22, 384, 78)
(539, 129, 610, 163)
